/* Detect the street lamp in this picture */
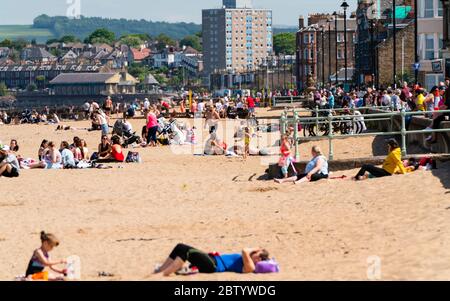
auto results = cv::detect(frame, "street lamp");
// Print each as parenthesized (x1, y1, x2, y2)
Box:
(341, 1, 349, 89)
(332, 11, 338, 86)
(327, 17, 332, 85)
(393, 0, 397, 88)
(414, 0, 419, 84)
(321, 25, 325, 87)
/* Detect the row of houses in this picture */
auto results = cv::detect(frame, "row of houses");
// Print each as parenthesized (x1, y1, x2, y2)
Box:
(295, 0, 448, 91)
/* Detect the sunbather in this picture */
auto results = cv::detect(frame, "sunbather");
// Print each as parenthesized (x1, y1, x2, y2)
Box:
(155, 243, 270, 276)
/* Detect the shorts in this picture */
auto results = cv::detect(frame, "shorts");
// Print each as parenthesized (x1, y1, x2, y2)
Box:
(248, 107, 255, 114)
(45, 162, 62, 170)
(101, 124, 109, 136)
(1, 166, 19, 178)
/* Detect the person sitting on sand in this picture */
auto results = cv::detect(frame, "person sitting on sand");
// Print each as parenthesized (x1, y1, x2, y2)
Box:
(0, 149, 20, 178)
(29, 141, 62, 169)
(353, 138, 406, 181)
(72, 137, 89, 162)
(60, 141, 76, 169)
(275, 146, 328, 184)
(204, 133, 227, 155)
(38, 139, 49, 161)
(97, 135, 125, 163)
(25, 231, 66, 281)
(98, 135, 111, 158)
(155, 243, 270, 276)
(9, 139, 19, 152)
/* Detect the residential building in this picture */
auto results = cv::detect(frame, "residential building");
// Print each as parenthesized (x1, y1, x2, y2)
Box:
(355, 0, 416, 87)
(0, 47, 10, 58)
(49, 72, 138, 96)
(202, 0, 273, 78)
(417, 0, 444, 89)
(296, 13, 356, 90)
(0, 63, 103, 89)
(20, 47, 57, 63)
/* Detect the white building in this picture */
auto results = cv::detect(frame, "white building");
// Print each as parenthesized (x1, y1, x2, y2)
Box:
(417, 0, 444, 89)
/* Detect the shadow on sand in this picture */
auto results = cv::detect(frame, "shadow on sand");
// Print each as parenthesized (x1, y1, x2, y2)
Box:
(432, 161, 450, 192)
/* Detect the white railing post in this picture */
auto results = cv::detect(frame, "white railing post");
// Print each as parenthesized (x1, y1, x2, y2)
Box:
(328, 109, 334, 161)
(401, 108, 407, 156)
(294, 111, 300, 160)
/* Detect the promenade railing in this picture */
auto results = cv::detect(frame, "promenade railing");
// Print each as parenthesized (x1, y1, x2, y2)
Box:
(272, 96, 305, 107)
(279, 107, 450, 160)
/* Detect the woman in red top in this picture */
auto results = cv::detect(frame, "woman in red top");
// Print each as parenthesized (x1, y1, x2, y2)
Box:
(98, 135, 124, 162)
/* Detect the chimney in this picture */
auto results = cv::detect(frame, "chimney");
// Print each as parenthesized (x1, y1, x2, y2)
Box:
(299, 15, 305, 29)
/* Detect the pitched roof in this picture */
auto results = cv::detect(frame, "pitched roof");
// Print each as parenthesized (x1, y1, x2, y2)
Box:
(23, 47, 56, 60)
(61, 51, 77, 61)
(50, 73, 116, 84)
(143, 74, 159, 85)
(183, 46, 199, 55)
(131, 48, 151, 60)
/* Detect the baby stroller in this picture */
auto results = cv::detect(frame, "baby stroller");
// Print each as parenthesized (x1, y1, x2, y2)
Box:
(20, 109, 33, 124)
(112, 119, 141, 148)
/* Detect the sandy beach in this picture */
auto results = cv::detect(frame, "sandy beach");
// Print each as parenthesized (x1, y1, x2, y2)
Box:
(1, 113, 450, 281)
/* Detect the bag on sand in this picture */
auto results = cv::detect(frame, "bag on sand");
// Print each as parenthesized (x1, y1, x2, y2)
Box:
(126, 151, 141, 163)
(255, 259, 280, 274)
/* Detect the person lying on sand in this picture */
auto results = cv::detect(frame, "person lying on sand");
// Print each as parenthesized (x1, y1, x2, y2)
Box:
(353, 138, 407, 181)
(25, 231, 66, 281)
(154, 243, 270, 276)
(275, 146, 329, 184)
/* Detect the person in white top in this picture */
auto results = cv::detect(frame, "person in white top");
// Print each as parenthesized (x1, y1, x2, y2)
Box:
(381, 90, 391, 107)
(197, 101, 205, 113)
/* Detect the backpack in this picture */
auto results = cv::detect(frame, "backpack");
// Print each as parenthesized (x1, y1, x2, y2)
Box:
(254, 259, 280, 274)
(126, 151, 141, 163)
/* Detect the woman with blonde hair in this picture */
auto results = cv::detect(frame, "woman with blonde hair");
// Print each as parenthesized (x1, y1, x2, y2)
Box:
(275, 146, 328, 184)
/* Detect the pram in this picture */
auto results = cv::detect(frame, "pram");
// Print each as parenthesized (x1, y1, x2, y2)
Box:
(157, 118, 186, 145)
(20, 109, 33, 124)
(112, 119, 141, 147)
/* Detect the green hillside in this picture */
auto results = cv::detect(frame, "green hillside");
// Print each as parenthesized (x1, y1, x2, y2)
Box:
(0, 25, 55, 43)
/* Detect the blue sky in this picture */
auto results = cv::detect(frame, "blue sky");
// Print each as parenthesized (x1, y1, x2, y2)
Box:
(0, 0, 356, 26)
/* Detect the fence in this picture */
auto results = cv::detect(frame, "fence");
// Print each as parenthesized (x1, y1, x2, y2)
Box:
(280, 107, 450, 160)
(272, 96, 305, 107)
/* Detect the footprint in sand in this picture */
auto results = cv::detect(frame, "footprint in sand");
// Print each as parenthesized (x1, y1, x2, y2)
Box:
(249, 187, 279, 193)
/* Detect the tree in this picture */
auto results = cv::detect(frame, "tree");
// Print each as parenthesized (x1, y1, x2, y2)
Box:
(26, 83, 37, 92)
(119, 36, 144, 48)
(180, 35, 202, 52)
(155, 34, 176, 51)
(46, 38, 60, 45)
(86, 28, 115, 45)
(0, 39, 12, 48)
(0, 82, 7, 96)
(60, 35, 79, 43)
(273, 33, 296, 55)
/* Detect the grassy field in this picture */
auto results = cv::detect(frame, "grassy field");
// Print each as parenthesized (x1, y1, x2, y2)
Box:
(0, 25, 55, 43)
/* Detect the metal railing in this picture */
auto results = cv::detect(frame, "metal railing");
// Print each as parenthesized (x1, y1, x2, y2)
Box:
(280, 107, 450, 160)
(272, 96, 305, 107)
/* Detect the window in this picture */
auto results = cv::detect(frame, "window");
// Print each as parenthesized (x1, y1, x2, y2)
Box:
(438, 0, 443, 17)
(425, 34, 435, 60)
(424, 0, 434, 18)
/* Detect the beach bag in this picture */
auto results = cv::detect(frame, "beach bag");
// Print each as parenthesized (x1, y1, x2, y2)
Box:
(255, 259, 280, 274)
(126, 151, 141, 163)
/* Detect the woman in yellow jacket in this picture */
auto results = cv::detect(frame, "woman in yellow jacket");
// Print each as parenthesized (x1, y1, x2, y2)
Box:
(353, 138, 407, 181)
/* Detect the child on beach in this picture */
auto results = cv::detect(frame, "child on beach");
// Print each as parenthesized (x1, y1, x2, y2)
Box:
(244, 127, 251, 160)
(25, 231, 66, 281)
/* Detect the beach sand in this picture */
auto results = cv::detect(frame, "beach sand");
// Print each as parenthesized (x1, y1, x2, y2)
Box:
(0, 114, 449, 281)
